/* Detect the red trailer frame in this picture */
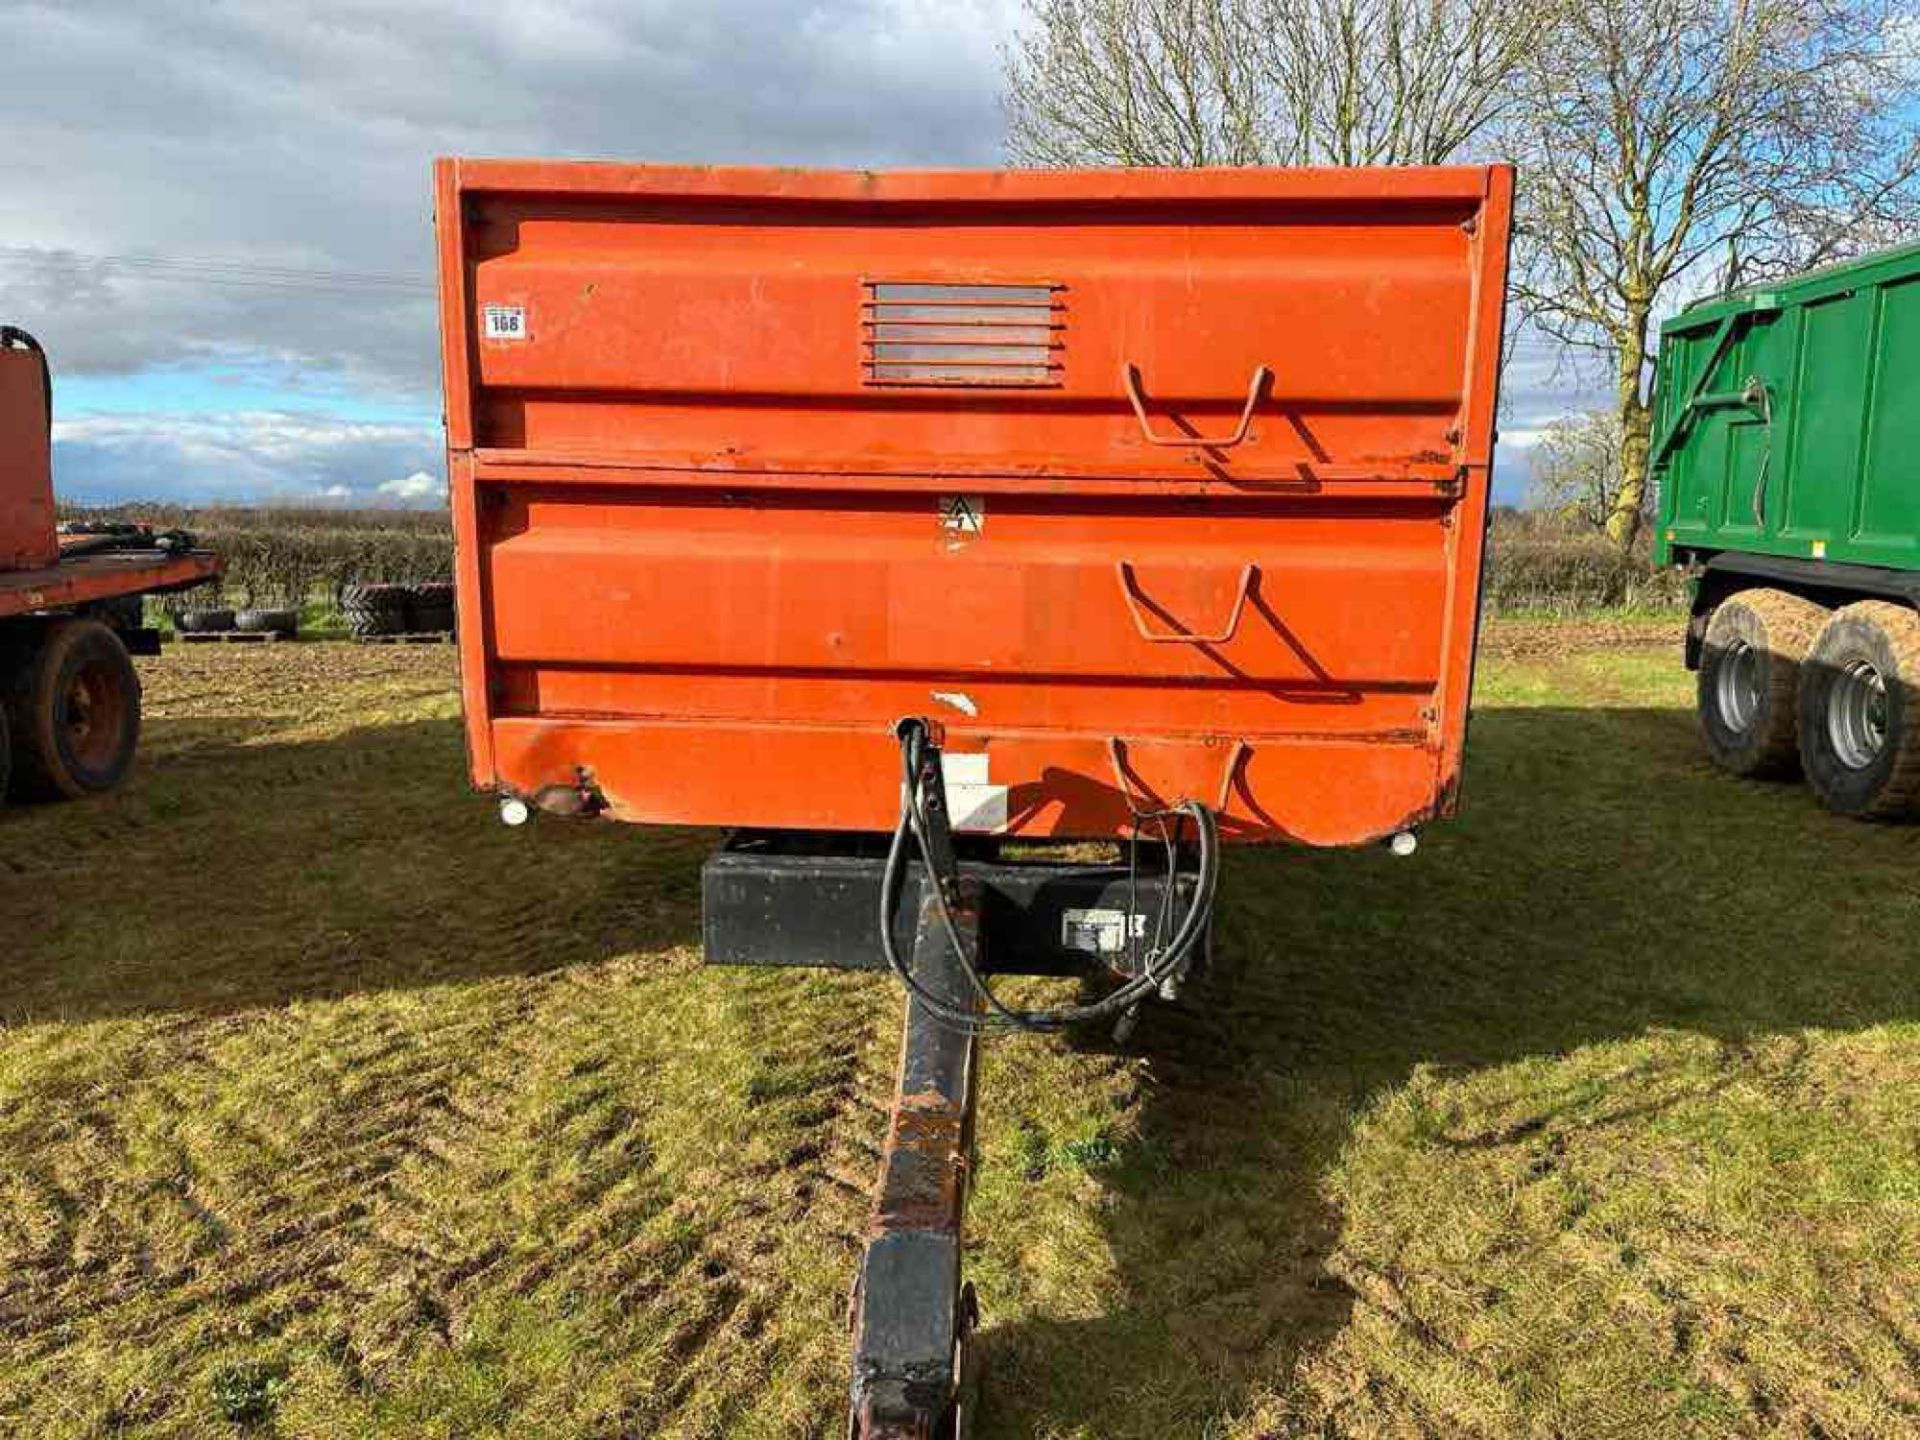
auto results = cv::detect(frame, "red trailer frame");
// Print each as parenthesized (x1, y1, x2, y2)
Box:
(0, 541, 221, 622)
(1, 328, 222, 803)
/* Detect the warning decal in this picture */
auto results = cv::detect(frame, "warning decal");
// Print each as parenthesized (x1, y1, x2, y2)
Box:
(939, 495, 985, 534)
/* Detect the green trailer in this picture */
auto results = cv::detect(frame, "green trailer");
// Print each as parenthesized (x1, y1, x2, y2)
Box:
(1654, 241, 1920, 817)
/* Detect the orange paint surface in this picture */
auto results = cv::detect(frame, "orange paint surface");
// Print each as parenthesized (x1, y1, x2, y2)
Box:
(0, 346, 56, 573)
(436, 160, 1512, 844)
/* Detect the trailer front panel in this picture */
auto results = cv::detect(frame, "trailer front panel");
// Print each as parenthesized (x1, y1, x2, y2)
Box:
(436, 161, 1513, 845)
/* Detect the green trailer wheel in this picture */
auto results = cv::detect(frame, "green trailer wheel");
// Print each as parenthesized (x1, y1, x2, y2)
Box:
(1696, 588, 1826, 778)
(1797, 601, 1920, 818)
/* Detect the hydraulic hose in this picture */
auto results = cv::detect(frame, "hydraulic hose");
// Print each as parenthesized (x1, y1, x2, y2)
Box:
(878, 721, 1219, 1034)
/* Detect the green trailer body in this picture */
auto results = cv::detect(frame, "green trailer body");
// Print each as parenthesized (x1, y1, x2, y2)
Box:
(1654, 240, 1920, 573)
(1653, 241, 1920, 818)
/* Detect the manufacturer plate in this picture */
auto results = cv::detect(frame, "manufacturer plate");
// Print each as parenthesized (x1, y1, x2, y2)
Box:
(482, 304, 527, 341)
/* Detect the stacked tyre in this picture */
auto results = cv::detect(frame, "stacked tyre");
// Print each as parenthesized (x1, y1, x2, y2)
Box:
(340, 581, 454, 638)
(1697, 587, 1920, 817)
(173, 606, 297, 638)
(408, 582, 456, 635)
(175, 608, 237, 634)
(234, 608, 300, 639)
(341, 583, 412, 638)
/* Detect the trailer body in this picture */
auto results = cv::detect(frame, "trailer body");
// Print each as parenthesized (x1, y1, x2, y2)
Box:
(1653, 242, 1920, 817)
(436, 161, 1513, 845)
(1655, 240, 1920, 575)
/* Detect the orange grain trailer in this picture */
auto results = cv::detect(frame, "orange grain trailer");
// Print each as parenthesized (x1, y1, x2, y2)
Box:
(435, 159, 1512, 1435)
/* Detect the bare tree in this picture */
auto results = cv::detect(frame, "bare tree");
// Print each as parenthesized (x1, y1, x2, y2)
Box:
(1508, 0, 1920, 550)
(1528, 410, 1640, 532)
(1003, 0, 1544, 168)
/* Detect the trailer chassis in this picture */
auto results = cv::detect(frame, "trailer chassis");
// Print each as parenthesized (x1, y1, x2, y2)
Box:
(702, 727, 1205, 1438)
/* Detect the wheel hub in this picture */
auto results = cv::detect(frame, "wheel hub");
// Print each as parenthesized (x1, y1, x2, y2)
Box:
(61, 660, 127, 772)
(66, 677, 95, 745)
(1827, 658, 1889, 770)
(1716, 639, 1762, 733)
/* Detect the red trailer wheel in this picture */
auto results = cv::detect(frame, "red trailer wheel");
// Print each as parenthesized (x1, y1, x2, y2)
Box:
(4, 618, 142, 800)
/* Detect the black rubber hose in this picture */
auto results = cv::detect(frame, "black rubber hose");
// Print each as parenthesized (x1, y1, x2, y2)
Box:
(919, 796, 1216, 1031)
(878, 722, 1219, 1035)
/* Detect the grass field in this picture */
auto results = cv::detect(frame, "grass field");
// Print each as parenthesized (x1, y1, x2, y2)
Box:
(5, 619, 1920, 1438)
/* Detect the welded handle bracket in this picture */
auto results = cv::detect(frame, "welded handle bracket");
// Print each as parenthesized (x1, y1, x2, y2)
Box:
(1123, 362, 1270, 448)
(1106, 734, 1250, 815)
(1116, 561, 1257, 645)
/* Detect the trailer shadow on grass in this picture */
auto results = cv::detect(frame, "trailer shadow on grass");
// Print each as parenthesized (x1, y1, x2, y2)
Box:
(971, 699, 1920, 1437)
(0, 714, 709, 1024)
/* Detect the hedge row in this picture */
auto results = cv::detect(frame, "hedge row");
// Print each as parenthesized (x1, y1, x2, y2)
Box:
(1482, 537, 1688, 616)
(179, 524, 454, 608)
(61, 505, 1687, 616)
(58, 505, 453, 609)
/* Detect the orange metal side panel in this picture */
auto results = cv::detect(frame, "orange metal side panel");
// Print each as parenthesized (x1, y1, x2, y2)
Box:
(436, 160, 1512, 845)
(0, 347, 57, 573)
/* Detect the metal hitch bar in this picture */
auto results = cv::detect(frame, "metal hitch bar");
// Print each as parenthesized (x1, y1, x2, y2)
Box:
(849, 727, 981, 1438)
(702, 726, 1211, 1438)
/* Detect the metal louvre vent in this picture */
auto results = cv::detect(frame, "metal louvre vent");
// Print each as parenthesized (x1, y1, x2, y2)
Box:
(862, 282, 1064, 387)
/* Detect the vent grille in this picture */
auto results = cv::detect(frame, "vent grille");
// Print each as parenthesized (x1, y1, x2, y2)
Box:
(862, 282, 1064, 387)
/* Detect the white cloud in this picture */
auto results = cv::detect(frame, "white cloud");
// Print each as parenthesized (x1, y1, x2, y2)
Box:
(0, 1, 1026, 391)
(51, 410, 443, 507)
(4, 0, 1029, 503)
(377, 470, 443, 505)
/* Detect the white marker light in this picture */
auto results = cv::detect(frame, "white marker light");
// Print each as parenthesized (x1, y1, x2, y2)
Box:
(1389, 830, 1418, 858)
(499, 796, 532, 827)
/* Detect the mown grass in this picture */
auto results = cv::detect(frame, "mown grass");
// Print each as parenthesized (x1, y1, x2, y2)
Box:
(4, 619, 1919, 1438)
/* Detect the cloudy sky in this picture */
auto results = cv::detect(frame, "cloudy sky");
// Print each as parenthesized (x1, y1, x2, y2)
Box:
(4, 0, 1588, 509)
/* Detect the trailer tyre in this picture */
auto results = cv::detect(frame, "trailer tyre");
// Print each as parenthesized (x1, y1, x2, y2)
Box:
(0, 698, 11, 802)
(340, 583, 409, 638)
(407, 581, 455, 635)
(1796, 601, 1920, 819)
(176, 608, 236, 634)
(234, 607, 299, 638)
(1697, 588, 1826, 777)
(4, 619, 142, 800)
